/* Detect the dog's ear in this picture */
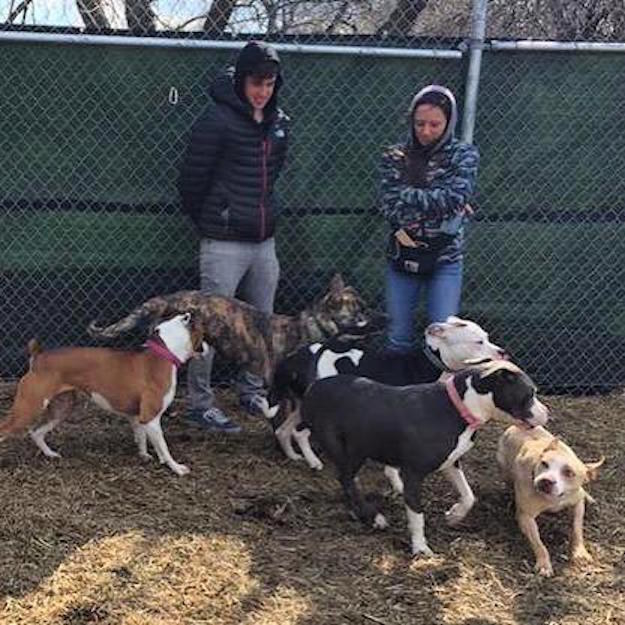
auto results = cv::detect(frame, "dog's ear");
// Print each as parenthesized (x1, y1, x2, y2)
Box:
(585, 456, 605, 481)
(186, 312, 205, 352)
(543, 437, 560, 453)
(446, 315, 468, 327)
(328, 273, 345, 293)
(187, 310, 202, 327)
(425, 321, 446, 337)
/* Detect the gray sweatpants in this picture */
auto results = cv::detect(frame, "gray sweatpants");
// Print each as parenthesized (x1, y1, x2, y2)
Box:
(187, 237, 280, 411)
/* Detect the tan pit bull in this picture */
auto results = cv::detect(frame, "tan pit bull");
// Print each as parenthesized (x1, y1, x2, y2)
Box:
(0, 313, 203, 476)
(497, 424, 604, 576)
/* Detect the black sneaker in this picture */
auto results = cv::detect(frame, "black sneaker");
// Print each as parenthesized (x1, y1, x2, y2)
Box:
(184, 407, 242, 433)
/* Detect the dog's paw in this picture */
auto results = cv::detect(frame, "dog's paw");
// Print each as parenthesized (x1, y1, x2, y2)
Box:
(383, 466, 404, 494)
(308, 459, 324, 471)
(139, 452, 153, 462)
(570, 545, 593, 565)
(171, 463, 190, 477)
(44, 450, 62, 459)
(535, 558, 554, 577)
(284, 450, 303, 461)
(373, 513, 389, 530)
(411, 544, 435, 558)
(445, 503, 468, 527)
(265, 403, 280, 419)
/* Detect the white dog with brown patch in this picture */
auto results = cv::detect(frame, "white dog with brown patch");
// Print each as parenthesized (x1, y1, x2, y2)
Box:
(497, 425, 604, 576)
(0, 313, 202, 476)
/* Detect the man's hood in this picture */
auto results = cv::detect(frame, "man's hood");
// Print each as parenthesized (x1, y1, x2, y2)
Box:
(234, 40, 282, 97)
(208, 41, 283, 122)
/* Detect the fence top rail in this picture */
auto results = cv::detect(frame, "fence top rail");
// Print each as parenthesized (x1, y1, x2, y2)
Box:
(0, 30, 462, 59)
(490, 39, 625, 53)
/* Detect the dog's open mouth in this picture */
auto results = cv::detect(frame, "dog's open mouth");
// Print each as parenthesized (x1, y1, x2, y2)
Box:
(511, 403, 549, 429)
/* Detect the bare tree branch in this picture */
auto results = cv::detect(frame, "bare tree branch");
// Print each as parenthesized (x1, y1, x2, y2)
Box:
(76, 0, 110, 30)
(326, 0, 350, 33)
(3, 0, 625, 41)
(7, 0, 34, 23)
(203, 0, 237, 35)
(125, 0, 156, 34)
(376, 0, 429, 36)
(489, 0, 625, 41)
(264, 0, 279, 33)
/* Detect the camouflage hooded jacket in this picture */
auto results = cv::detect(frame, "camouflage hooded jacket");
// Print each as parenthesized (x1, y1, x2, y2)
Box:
(377, 85, 479, 264)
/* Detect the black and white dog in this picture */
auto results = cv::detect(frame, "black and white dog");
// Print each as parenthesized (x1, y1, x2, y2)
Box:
(299, 360, 549, 557)
(268, 316, 507, 467)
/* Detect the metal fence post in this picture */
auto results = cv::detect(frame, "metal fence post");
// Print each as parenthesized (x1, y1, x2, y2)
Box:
(461, 0, 488, 144)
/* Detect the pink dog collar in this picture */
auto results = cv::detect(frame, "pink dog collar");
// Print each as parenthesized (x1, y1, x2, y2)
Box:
(445, 377, 481, 428)
(145, 339, 183, 368)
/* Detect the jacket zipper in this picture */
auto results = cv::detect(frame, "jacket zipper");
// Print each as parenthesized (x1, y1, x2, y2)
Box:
(260, 138, 270, 240)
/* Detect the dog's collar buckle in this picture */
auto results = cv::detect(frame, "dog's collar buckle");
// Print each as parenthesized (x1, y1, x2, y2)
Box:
(445, 377, 481, 428)
(144, 339, 183, 368)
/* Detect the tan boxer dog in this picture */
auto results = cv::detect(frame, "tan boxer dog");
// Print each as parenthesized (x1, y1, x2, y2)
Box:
(0, 313, 203, 476)
(497, 425, 604, 576)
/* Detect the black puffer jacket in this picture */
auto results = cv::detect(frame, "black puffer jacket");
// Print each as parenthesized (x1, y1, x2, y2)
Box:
(178, 42, 290, 241)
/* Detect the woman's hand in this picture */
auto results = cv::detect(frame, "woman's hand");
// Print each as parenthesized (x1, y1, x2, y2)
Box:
(395, 228, 417, 247)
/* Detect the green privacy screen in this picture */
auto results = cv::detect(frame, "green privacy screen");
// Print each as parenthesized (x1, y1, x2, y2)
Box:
(2, 38, 625, 391)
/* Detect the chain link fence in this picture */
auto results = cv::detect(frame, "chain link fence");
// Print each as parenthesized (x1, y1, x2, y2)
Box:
(1, 1, 625, 392)
(470, 48, 625, 391)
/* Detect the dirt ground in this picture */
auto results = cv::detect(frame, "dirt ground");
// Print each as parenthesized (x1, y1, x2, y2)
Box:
(0, 381, 623, 625)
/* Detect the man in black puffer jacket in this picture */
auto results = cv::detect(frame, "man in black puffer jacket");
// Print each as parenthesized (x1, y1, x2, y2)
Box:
(178, 41, 290, 433)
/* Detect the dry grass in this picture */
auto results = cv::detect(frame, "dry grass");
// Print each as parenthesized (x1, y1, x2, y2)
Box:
(0, 381, 623, 625)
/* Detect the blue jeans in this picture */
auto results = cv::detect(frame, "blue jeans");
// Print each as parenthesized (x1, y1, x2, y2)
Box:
(187, 238, 280, 411)
(386, 260, 463, 353)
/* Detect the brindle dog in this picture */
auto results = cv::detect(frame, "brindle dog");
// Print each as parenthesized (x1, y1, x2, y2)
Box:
(88, 274, 374, 386)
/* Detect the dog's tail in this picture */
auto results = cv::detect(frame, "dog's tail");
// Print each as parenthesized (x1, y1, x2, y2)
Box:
(27, 338, 41, 356)
(87, 291, 200, 339)
(27, 338, 42, 370)
(88, 305, 161, 339)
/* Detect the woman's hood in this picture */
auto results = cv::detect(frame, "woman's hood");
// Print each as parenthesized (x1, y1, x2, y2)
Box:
(408, 84, 458, 153)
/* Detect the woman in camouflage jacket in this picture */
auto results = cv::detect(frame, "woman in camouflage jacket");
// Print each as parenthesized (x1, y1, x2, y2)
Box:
(377, 84, 479, 353)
